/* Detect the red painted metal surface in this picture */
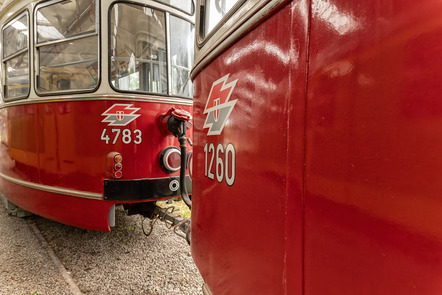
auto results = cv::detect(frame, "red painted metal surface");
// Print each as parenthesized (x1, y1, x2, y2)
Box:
(305, 0, 442, 294)
(0, 99, 192, 231)
(192, 2, 307, 294)
(192, 0, 442, 294)
(0, 180, 114, 231)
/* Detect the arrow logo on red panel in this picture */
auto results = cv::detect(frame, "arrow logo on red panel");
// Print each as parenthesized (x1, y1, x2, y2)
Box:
(203, 74, 238, 136)
(101, 104, 141, 126)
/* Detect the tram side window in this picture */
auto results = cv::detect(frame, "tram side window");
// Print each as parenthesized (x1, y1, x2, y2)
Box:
(2, 12, 30, 99)
(110, 4, 167, 95)
(35, 0, 99, 94)
(170, 16, 194, 98)
(203, 0, 242, 37)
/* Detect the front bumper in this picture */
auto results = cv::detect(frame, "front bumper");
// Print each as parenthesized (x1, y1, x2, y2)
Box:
(103, 176, 191, 201)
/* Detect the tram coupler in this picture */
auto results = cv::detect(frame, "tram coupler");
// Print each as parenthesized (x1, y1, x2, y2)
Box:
(142, 204, 191, 245)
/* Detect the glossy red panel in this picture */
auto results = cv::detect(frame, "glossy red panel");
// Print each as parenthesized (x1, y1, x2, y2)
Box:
(192, 0, 442, 294)
(0, 98, 192, 231)
(191, 2, 308, 294)
(1, 179, 114, 231)
(305, 0, 442, 294)
(0, 99, 192, 192)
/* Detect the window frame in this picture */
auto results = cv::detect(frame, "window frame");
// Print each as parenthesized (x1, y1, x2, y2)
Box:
(108, 1, 194, 99)
(2, 10, 31, 101)
(168, 14, 195, 98)
(197, 0, 246, 45)
(153, 0, 196, 16)
(33, 0, 101, 96)
(192, 0, 288, 79)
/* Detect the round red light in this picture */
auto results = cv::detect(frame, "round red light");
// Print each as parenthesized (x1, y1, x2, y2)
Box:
(114, 162, 123, 171)
(160, 147, 181, 173)
(114, 170, 123, 178)
(167, 151, 181, 170)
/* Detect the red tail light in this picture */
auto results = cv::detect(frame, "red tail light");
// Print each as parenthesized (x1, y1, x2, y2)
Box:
(107, 152, 123, 179)
(160, 147, 181, 173)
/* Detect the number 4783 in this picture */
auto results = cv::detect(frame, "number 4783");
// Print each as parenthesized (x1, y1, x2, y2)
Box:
(101, 128, 142, 145)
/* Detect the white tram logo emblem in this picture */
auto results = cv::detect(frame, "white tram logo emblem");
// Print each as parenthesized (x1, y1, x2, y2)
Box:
(102, 104, 141, 126)
(203, 74, 238, 136)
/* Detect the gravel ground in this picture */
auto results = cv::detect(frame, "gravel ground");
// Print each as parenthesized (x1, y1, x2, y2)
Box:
(0, 206, 72, 295)
(0, 204, 204, 295)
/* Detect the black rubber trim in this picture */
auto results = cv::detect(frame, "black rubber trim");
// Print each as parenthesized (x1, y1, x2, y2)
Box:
(103, 176, 192, 201)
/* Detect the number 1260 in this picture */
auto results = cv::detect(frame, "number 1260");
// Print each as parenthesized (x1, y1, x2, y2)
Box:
(204, 142, 236, 186)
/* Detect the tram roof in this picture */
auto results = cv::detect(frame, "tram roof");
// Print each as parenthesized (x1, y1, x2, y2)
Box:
(0, 0, 14, 11)
(0, 0, 38, 20)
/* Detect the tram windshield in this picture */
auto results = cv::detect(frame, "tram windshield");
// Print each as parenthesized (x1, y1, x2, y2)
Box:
(110, 3, 194, 98)
(35, 0, 99, 93)
(1, 0, 194, 99)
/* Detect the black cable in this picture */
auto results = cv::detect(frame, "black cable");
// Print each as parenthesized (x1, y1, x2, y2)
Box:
(178, 122, 192, 210)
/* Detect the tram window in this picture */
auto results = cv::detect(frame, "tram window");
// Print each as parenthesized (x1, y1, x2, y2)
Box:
(203, 0, 242, 37)
(110, 3, 167, 95)
(36, 0, 97, 43)
(110, 3, 194, 98)
(170, 16, 194, 97)
(3, 14, 28, 57)
(35, 0, 99, 94)
(2, 12, 30, 99)
(37, 37, 98, 92)
(154, 0, 195, 15)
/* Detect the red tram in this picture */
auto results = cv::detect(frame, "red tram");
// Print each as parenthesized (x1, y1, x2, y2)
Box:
(191, 0, 442, 294)
(0, 0, 194, 231)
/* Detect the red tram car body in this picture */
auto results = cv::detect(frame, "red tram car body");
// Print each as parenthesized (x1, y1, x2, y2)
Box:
(0, 0, 194, 231)
(191, 0, 442, 294)
(0, 99, 191, 231)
